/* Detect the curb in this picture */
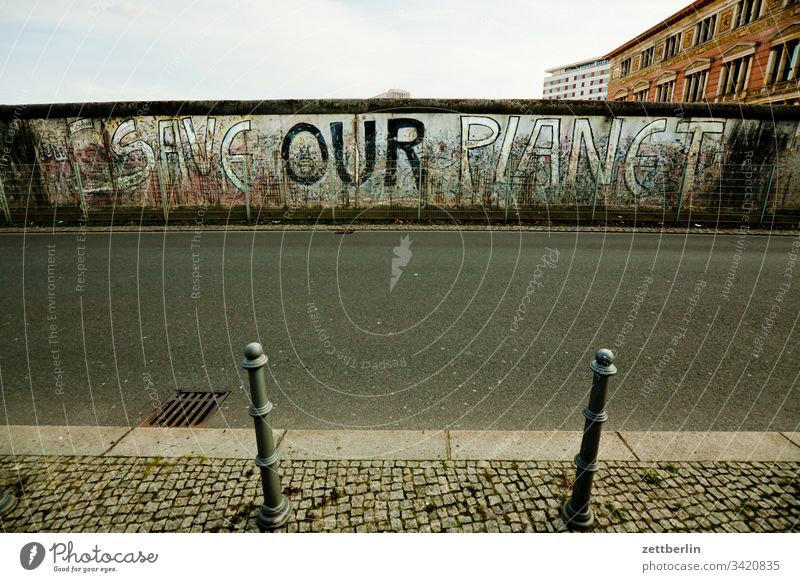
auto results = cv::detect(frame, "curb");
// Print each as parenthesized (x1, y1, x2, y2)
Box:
(1, 425, 799, 462)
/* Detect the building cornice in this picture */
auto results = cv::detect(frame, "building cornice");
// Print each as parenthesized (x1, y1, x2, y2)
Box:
(604, 0, 717, 59)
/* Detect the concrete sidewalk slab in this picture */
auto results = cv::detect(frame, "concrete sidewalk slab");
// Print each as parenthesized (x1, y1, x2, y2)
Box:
(449, 430, 636, 460)
(620, 431, 800, 461)
(2, 425, 799, 461)
(106, 427, 261, 458)
(278, 430, 447, 460)
(781, 432, 800, 448)
(0, 425, 127, 456)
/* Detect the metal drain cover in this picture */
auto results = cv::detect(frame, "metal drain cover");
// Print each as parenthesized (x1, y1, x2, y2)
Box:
(144, 391, 229, 428)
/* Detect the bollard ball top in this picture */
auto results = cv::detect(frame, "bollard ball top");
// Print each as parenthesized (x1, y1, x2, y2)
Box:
(595, 349, 614, 366)
(244, 342, 264, 360)
(590, 348, 617, 376)
(241, 342, 268, 369)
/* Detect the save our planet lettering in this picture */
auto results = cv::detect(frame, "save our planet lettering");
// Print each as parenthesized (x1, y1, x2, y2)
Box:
(9, 102, 789, 212)
(99, 114, 723, 195)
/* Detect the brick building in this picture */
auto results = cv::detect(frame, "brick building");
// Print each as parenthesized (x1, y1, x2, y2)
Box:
(606, 0, 800, 104)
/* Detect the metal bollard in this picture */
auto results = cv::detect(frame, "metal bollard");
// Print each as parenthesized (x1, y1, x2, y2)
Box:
(561, 348, 617, 530)
(0, 488, 17, 516)
(241, 342, 292, 531)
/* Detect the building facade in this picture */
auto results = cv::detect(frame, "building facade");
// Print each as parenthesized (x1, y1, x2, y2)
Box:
(542, 57, 610, 101)
(606, 0, 800, 104)
(372, 89, 411, 99)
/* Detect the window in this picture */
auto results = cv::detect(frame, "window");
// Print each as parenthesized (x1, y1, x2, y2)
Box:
(695, 14, 717, 45)
(632, 87, 648, 101)
(718, 54, 753, 96)
(683, 69, 708, 103)
(736, 0, 762, 27)
(767, 39, 800, 84)
(641, 46, 655, 69)
(664, 33, 682, 59)
(620, 57, 631, 76)
(655, 80, 675, 102)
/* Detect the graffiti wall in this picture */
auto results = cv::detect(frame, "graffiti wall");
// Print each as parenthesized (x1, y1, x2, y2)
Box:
(1, 100, 798, 211)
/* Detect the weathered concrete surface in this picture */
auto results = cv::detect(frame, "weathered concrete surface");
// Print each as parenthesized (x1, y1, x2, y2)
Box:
(1, 100, 797, 217)
(620, 431, 800, 462)
(448, 430, 636, 461)
(4, 426, 799, 462)
(277, 430, 447, 460)
(104, 427, 260, 458)
(0, 425, 127, 456)
(782, 432, 800, 448)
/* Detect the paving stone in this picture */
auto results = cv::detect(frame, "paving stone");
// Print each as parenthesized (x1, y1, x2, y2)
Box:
(0, 455, 796, 533)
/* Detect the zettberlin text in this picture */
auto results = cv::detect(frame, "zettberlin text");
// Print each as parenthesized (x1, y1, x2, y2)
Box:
(642, 544, 700, 554)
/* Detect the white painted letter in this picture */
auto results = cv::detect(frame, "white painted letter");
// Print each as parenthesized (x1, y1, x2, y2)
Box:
(460, 116, 501, 190)
(676, 119, 725, 204)
(110, 119, 156, 190)
(624, 119, 667, 199)
(566, 118, 623, 186)
(518, 119, 561, 187)
(221, 120, 251, 192)
(495, 116, 520, 183)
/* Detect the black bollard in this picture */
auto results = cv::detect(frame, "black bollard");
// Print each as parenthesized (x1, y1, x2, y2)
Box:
(241, 342, 292, 531)
(561, 348, 616, 530)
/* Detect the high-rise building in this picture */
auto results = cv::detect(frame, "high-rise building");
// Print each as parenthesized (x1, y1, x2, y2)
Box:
(542, 57, 611, 101)
(372, 89, 411, 99)
(605, 0, 800, 104)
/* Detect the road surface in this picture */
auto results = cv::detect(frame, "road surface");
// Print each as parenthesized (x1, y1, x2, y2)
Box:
(0, 229, 797, 432)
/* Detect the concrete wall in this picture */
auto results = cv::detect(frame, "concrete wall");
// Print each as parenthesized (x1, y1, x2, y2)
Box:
(0, 100, 798, 213)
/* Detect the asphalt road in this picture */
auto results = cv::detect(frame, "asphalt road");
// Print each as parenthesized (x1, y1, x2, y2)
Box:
(0, 229, 798, 432)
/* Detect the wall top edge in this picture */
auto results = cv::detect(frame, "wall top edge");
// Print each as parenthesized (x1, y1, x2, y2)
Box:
(0, 99, 798, 121)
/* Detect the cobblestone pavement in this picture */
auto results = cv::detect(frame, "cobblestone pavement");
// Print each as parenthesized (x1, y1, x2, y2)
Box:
(1, 456, 797, 533)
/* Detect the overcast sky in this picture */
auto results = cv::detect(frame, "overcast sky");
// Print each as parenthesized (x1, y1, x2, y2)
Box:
(0, 0, 692, 104)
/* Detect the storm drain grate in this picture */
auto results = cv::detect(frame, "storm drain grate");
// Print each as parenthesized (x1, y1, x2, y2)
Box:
(144, 391, 229, 428)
